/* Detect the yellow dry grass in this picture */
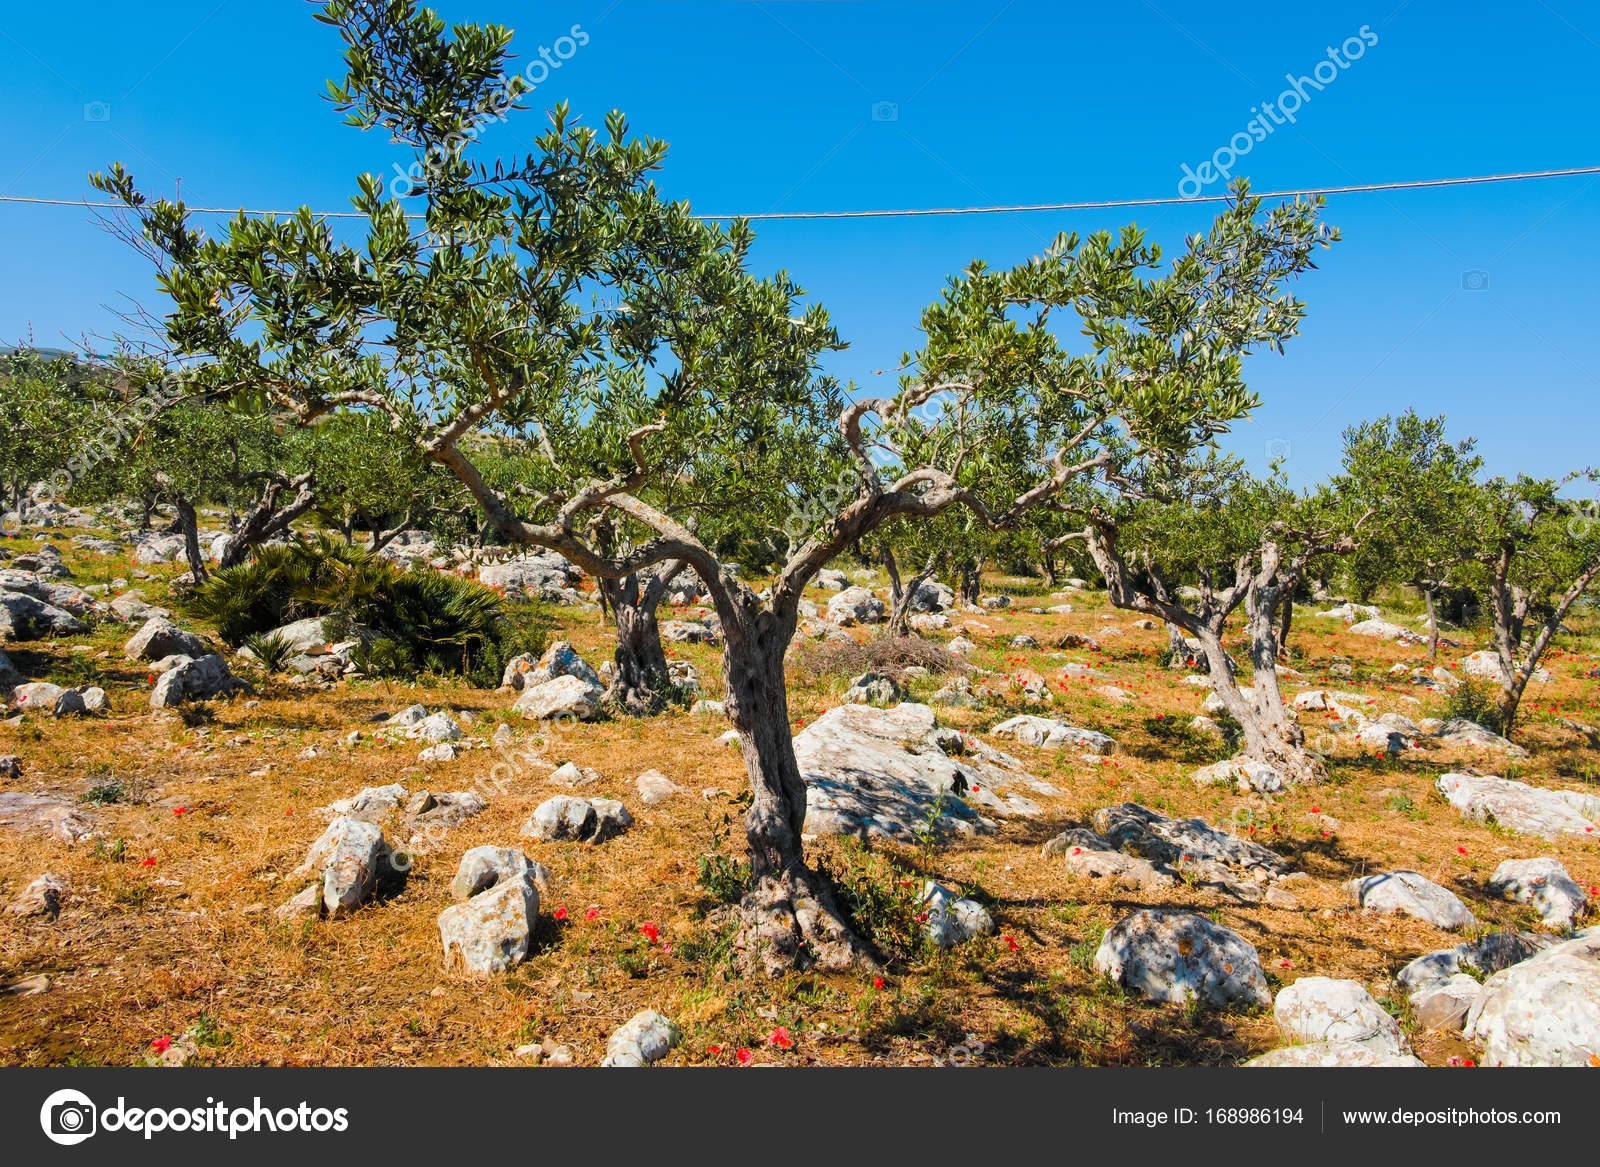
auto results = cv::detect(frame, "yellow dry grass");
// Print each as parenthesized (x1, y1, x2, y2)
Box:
(1, 540, 1596, 1067)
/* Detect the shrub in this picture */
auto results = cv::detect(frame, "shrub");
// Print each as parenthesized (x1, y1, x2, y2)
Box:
(1438, 675, 1505, 735)
(185, 535, 550, 682)
(240, 632, 295, 672)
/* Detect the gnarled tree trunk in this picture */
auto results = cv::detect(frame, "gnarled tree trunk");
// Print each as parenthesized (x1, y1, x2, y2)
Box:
(174, 496, 207, 584)
(710, 581, 873, 977)
(597, 560, 684, 716)
(885, 551, 937, 639)
(218, 471, 318, 569)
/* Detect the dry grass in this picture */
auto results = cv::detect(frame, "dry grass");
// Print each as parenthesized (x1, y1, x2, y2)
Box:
(2, 534, 1597, 1068)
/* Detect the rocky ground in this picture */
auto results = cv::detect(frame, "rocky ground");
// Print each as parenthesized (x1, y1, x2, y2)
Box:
(1, 516, 1598, 1068)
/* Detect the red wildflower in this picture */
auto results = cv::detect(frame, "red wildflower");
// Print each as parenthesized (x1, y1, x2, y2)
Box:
(173, 806, 187, 816)
(586, 908, 600, 920)
(150, 1036, 172, 1054)
(1457, 846, 1468, 855)
(872, 976, 885, 990)
(736, 1048, 752, 1066)
(139, 857, 156, 868)
(554, 907, 568, 920)
(640, 922, 660, 943)
(1003, 935, 1020, 952)
(768, 1026, 794, 1050)
(706, 1044, 722, 1055)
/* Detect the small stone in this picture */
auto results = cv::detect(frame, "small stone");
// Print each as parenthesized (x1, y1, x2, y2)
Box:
(635, 769, 683, 805)
(5, 872, 65, 918)
(600, 1010, 680, 1067)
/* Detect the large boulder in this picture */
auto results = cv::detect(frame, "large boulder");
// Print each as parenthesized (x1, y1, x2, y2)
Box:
(1464, 930, 1600, 1065)
(826, 585, 886, 626)
(1397, 931, 1554, 993)
(660, 619, 720, 645)
(478, 551, 581, 600)
(449, 846, 548, 901)
(526, 641, 602, 689)
(1462, 650, 1549, 685)
(1042, 828, 1175, 890)
(907, 579, 955, 613)
(1274, 977, 1407, 1053)
(521, 795, 632, 844)
(0, 590, 87, 640)
(990, 715, 1116, 755)
(438, 875, 539, 976)
(792, 703, 1056, 841)
(0, 570, 94, 613)
(1093, 909, 1270, 1009)
(1346, 618, 1415, 641)
(1191, 757, 1289, 795)
(1436, 772, 1597, 839)
(1245, 1041, 1423, 1067)
(0, 792, 95, 844)
(131, 534, 186, 564)
(512, 674, 604, 721)
(150, 654, 248, 708)
(321, 783, 408, 823)
(289, 816, 388, 917)
(1409, 973, 1482, 1032)
(1087, 802, 1292, 901)
(1432, 719, 1529, 758)
(123, 616, 209, 662)
(12, 682, 65, 711)
(1345, 871, 1476, 931)
(1487, 857, 1588, 931)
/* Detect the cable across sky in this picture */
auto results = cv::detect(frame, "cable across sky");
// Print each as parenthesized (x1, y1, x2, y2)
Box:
(1, 164, 1596, 222)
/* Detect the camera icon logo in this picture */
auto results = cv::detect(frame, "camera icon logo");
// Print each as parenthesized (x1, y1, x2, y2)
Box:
(83, 101, 112, 123)
(40, 1088, 97, 1146)
(870, 100, 899, 122)
(1265, 437, 1292, 462)
(1461, 269, 1490, 291)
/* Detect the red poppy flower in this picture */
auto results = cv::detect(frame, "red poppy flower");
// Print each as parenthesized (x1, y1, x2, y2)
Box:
(139, 857, 156, 868)
(768, 1026, 794, 1050)
(872, 976, 885, 990)
(706, 1044, 722, 1055)
(586, 908, 600, 920)
(173, 806, 187, 816)
(640, 922, 660, 943)
(736, 1048, 752, 1066)
(554, 907, 568, 920)
(1003, 935, 1020, 952)
(151, 1036, 172, 1054)
(1457, 846, 1468, 855)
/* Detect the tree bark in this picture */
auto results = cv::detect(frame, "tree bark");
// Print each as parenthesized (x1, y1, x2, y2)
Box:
(958, 561, 982, 605)
(174, 496, 207, 584)
(708, 581, 873, 977)
(217, 471, 318, 570)
(885, 551, 937, 639)
(1422, 585, 1439, 663)
(597, 560, 683, 715)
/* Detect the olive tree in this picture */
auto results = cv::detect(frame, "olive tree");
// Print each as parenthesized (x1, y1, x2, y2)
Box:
(95, 0, 1337, 973)
(1470, 472, 1600, 733)
(1335, 411, 1482, 660)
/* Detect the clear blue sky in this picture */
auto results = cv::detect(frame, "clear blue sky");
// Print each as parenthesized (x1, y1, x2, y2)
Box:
(2, 0, 1596, 485)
